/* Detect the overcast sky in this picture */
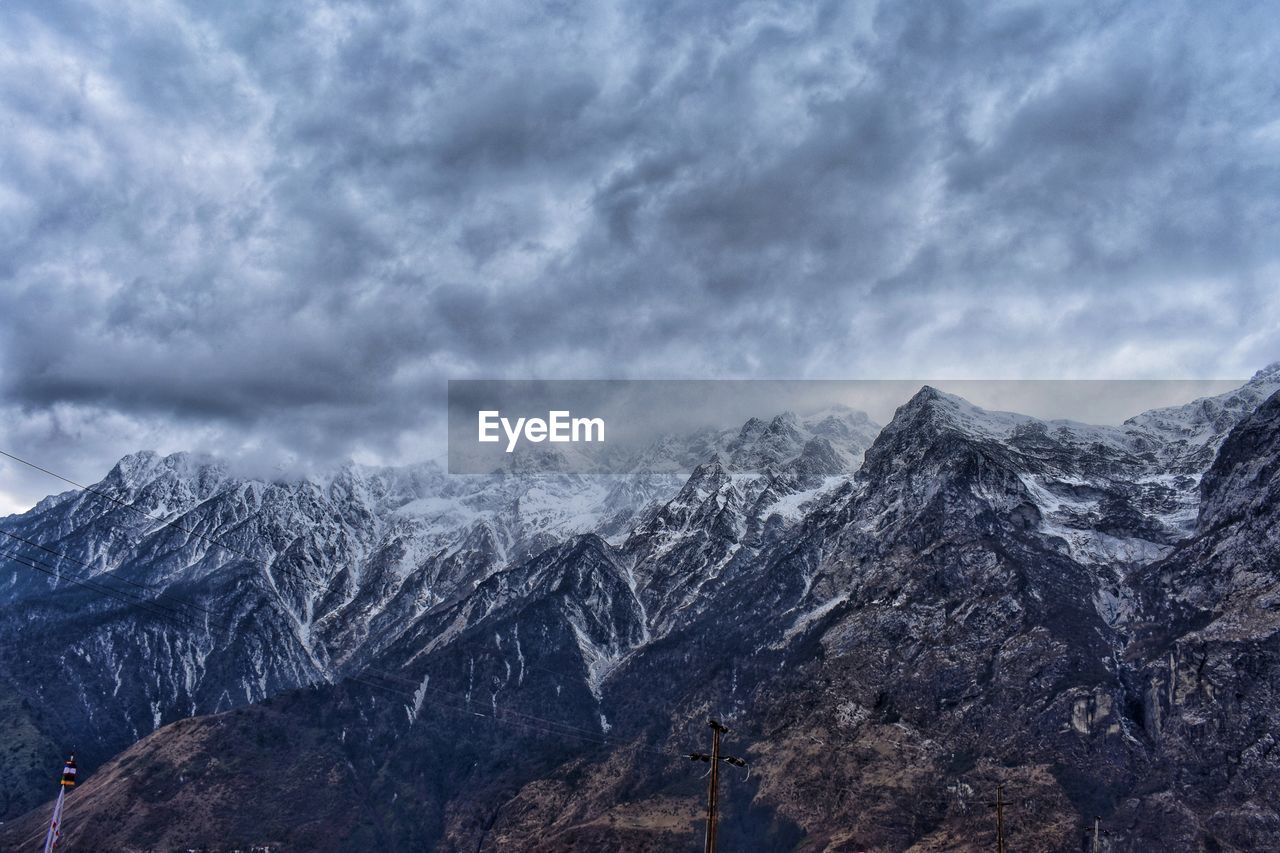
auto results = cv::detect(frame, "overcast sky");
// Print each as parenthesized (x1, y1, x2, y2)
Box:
(1, 0, 1278, 511)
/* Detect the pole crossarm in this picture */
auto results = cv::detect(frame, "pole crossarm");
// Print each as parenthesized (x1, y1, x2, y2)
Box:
(689, 718, 750, 853)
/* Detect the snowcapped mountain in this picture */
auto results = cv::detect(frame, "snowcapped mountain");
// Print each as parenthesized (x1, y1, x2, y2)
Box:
(0, 404, 879, 821)
(4, 369, 1280, 849)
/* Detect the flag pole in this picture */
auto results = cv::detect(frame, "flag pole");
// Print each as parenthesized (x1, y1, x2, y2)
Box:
(42, 753, 76, 852)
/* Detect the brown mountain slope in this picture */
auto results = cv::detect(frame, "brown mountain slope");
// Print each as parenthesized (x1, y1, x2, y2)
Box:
(0, 701, 377, 852)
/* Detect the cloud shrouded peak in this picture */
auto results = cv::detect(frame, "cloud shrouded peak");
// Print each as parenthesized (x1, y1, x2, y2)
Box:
(1, 0, 1278, 510)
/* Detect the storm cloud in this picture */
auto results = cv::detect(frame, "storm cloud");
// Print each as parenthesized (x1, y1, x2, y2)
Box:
(1, 0, 1278, 510)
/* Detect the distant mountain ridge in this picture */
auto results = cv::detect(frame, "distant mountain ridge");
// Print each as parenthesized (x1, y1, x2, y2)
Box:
(3, 369, 1280, 849)
(0, 405, 879, 822)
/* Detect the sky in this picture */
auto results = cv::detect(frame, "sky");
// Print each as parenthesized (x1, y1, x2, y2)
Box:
(1, 0, 1278, 512)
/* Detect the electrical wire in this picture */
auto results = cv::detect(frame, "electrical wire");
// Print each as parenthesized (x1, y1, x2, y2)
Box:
(2, 447, 647, 687)
(0, 448, 680, 758)
(0, 543, 668, 757)
(0, 528, 218, 619)
(0, 548, 198, 627)
(0, 448, 383, 617)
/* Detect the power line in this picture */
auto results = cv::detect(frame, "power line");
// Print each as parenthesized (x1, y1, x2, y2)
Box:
(0, 447, 363, 610)
(2, 447, 646, 690)
(0, 528, 217, 619)
(1, 447, 638, 692)
(0, 449, 265, 565)
(351, 668, 669, 755)
(0, 449, 679, 758)
(0, 542, 667, 757)
(0, 548, 199, 627)
(1, 527, 298, 635)
(359, 665, 670, 752)
(4, 447, 785, 851)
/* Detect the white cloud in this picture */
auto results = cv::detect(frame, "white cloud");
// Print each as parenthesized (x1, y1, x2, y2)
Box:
(0, 0, 1276, 508)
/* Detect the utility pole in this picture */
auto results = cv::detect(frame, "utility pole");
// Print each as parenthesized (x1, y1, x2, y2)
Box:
(1092, 816, 1101, 853)
(994, 784, 1007, 853)
(705, 720, 723, 853)
(687, 719, 748, 853)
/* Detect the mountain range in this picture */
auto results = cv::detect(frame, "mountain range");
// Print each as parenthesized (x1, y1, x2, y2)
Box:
(1, 369, 1279, 850)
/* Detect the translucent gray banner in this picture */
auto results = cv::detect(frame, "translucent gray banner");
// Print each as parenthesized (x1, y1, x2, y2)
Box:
(446, 378, 1246, 474)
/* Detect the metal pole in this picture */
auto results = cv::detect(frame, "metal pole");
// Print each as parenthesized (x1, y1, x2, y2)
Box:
(995, 784, 1006, 853)
(705, 721, 725, 853)
(689, 720, 745, 853)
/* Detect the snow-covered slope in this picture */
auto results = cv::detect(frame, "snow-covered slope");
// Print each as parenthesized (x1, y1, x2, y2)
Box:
(4, 369, 1280, 837)
(0, 404, 880, 818)
(886, 365, 1280, 569)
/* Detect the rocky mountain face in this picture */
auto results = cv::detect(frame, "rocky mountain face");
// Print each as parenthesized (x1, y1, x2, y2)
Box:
(1114, 390, 1280, 849)
(0, 408, 874, 824)
(3, 371, 1280, 851)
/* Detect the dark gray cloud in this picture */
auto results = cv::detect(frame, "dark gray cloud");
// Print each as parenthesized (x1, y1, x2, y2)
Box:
(1, 0, 1278, 510)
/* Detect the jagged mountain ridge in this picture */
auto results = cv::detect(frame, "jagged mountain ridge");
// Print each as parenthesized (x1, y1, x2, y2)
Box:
(0, 406, 877, 821)
(3, 370, 1280, 849)
(464, 368, 1280, 849)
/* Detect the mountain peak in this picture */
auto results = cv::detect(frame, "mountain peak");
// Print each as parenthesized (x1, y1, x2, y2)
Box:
(107, 449, 215, 489)
(110, 449, 161, 473)
(689, 456, 729, 482)
(1249, 361, 1280, 384)
(899, 384, 965, 417)
(883, 386, 1052, 448)
(899, 385, 950, 412)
